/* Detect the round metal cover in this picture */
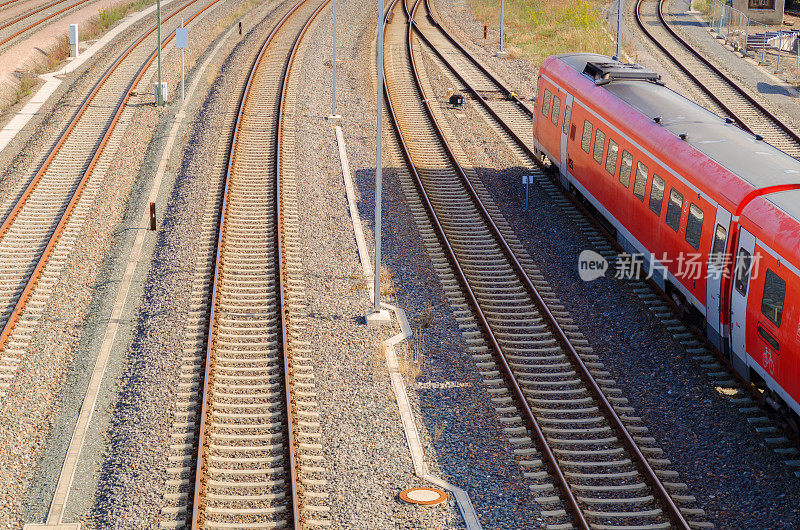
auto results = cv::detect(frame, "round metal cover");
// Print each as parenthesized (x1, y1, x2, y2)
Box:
(399, 487, 447, 506)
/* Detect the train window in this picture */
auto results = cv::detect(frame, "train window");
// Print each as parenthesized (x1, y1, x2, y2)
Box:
(581, 121, 592, 153)
(685, 204, 704, 249)
(710, 224, 728, 268)
(619, 150, 633, 187)
(605, 140, 619, 175)
(665, 188, 683, 231)
(551, 96, 561, 125)
(563, 104, 572, 135)
(542, 89, 551, 117)
(649, 174, 665, 216)
(761, 269, 786, 327)
(593, 129, 605, 164)
(633, 162, 648, 201)
(734, 248, 752, 294)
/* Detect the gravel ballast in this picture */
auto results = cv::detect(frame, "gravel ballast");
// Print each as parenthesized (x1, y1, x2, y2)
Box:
(420, 0, 800, 526)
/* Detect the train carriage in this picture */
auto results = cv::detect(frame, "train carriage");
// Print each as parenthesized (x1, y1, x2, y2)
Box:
(533, 53, 800, 423)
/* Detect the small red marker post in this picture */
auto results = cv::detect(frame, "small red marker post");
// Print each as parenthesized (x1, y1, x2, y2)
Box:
(149, 202, 156, 231)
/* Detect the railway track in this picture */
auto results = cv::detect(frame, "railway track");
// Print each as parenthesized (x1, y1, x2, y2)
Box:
(384, 0, 712, 527)
(0, 0, 95, 48)
(635, 0, 800, 158)
(187, 0, 329, 527)
(0, 0, 214, 397)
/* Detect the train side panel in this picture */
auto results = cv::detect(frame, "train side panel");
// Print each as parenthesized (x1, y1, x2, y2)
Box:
(539, 65, 714, 310)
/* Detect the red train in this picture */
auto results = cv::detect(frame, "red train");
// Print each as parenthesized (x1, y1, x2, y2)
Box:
(533, 53, 800, 426)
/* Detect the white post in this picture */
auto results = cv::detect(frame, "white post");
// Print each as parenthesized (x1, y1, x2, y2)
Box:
(500, 0, 504, 53)
(374, 0, 384, 314)
(616, 0, 623, 59)
(69, 24, 79, 57)
(332, 0, 338, 117)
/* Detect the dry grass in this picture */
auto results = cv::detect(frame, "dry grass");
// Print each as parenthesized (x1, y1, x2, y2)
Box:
(2, 0, 156, 111)
(470, 0, 616, 65)
(14, 72, 36, 100)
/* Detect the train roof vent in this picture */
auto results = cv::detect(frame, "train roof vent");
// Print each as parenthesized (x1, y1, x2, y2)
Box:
(583, 61, 661, 85)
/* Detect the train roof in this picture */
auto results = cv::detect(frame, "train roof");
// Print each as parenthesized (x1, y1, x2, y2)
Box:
(552, 53, 800, 211)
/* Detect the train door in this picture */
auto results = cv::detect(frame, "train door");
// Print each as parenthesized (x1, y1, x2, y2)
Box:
(559, 94, 573, 186)
(706, 208, 731, 349)
(730, 228, 756, 377)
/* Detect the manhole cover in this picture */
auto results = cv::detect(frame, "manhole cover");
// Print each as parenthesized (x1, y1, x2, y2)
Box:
(399, 487, 447, 506)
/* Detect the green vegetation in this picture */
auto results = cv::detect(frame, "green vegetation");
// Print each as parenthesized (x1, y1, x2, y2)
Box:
(470, 0, 616, 64)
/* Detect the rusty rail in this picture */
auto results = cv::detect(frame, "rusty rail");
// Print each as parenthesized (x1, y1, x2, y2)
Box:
(391, 0, 693, 527)
(189, 0, 329, 525)
(636, 0, 800, 149)
(0, 0, 92, 47)
(0, 0, 217, 356)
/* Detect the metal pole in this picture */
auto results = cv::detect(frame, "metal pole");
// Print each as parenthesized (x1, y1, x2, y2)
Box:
(374, 0, 384, 311)
(332, 0, 337, 116)
(500, 0, 504, 53)
(776, 30, 782, 73)
(156, 0, 163, 106)
(796, 32, 799, 78)
(181, 18, 184, 101)
(744, 16, 749, 56)
(762, 24, 766, 63)
(616, 0, 623, 59)
(711, 0, 715, 33)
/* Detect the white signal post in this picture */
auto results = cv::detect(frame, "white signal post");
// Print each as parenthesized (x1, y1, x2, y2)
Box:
(176, 21, 189, 101)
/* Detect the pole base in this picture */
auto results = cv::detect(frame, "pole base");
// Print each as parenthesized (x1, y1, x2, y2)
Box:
(327, 114, 342, 120)
(366, 308, 391, 328)
(496, 50, 508, 58)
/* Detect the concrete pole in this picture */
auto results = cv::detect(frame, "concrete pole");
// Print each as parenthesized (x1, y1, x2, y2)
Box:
(156, 0, 163, 106)
(500, 0, 504, 52)
(616, 0, 623, 59)
(332, 0, 337, 116)
(374, 0, 384, 312)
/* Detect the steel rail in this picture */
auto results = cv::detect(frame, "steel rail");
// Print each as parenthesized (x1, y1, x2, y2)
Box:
(416, 0, 535, 161)
(387, 1, 588, 525)
(421, 0, 531, 117)
(397, 0, 693, 527)
(0, 0, 23, 9)
(0, 0, 215, 353)
(0, 0, 92, 47)
(425, 0, 776, 426)
(637, 0, 800, 149)
(189, 0, 328, 525)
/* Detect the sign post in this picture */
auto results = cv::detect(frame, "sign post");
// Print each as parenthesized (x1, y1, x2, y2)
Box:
(522, 175, 531, 210)
(176, 22, 189, 101)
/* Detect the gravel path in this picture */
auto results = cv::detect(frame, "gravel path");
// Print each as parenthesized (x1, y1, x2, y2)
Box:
(415, 0, 800, 526)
